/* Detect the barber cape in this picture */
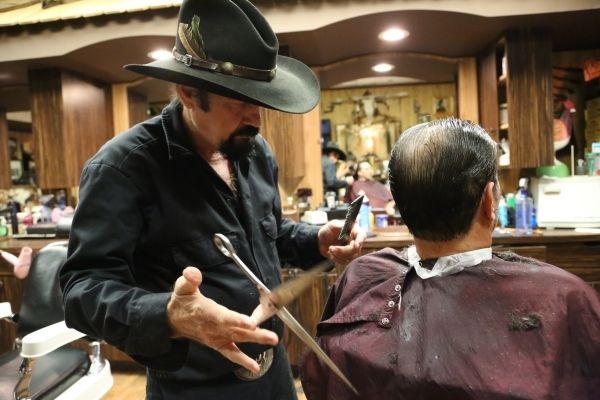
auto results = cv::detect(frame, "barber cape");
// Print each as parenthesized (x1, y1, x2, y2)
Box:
(300, 247, 600, 400)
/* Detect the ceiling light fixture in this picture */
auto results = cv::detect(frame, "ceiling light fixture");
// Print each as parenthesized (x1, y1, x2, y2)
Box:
(372, 63, 394, 73)
(378, 28, 410, 42)
(148, 49, 172, 60)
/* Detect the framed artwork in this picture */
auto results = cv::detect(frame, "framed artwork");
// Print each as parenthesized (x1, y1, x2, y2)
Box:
(433, 96, 455, 118)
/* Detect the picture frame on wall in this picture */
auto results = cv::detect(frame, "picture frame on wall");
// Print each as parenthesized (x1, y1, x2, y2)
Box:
(433, 96, 455, 118)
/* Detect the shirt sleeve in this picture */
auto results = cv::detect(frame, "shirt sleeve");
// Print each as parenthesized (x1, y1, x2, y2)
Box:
(60, 162, 188, 371)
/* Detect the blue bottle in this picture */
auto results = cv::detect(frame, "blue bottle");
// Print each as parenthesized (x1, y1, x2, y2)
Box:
(515, 178, 532, 235)
(358, 195, 371, 233)
(497, 196, 509, 228)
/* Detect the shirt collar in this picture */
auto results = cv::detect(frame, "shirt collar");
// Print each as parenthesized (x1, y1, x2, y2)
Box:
(407, 245, 492, 280)
(160, 101, 196, 160)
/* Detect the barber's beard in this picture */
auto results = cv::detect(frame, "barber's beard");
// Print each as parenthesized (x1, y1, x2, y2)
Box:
(219, 126, 259, 161)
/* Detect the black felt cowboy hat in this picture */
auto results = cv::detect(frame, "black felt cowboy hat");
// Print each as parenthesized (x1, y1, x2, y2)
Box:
(323, 142, 347, 161)
(125, 0, 320, 114)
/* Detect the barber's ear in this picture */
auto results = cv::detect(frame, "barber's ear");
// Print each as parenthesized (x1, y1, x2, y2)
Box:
(482, 182, 497, 222)
(175, 85, 195, 109)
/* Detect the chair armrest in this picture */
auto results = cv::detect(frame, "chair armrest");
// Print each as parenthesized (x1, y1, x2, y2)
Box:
(0, 301, 12, 319)
(21, 321, 86, 358)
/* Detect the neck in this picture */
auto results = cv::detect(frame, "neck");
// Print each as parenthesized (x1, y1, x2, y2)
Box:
(413, 224, 493, 259)
(181, 107, 218, 160)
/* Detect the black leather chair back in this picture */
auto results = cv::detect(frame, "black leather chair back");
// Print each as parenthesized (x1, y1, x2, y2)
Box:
(17, 243, 68, 337)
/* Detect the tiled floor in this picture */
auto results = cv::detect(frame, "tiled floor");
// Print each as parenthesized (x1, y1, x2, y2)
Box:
(104, 367, 307, 400)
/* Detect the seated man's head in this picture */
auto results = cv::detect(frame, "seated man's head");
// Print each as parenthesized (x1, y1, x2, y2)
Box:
(356, 161, 374, 181)
(389, 118, 499, 243)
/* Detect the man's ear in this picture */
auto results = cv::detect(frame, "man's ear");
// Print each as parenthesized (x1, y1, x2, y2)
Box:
(482, 181, 497, 223)
(175, 85, 195, 109)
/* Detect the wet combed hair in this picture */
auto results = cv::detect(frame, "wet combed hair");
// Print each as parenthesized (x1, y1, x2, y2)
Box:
(388, 118, 499, 241)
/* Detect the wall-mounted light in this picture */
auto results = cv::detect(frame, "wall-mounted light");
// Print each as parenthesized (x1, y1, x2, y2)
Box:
(148, 49, 172, 60)
(372, 63, 394, 73)
(378, 28, 409, 42)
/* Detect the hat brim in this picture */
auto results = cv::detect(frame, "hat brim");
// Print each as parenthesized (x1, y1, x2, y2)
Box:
(323, 147, 347, 161)
(125, 55, 319, 114)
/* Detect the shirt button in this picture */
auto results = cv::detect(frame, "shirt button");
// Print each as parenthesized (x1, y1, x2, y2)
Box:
(394, 284, 401, 292)
(381, 317, 390, 325)
(388, 300, 395, 308)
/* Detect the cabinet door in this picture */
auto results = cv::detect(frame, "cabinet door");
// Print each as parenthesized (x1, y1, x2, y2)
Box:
(478, 46, 500, 142)
(545, 242, 600, 290)
(506, 29, 554, 168)
(478, 29, 554, 170)
(280, 268, 337, 368)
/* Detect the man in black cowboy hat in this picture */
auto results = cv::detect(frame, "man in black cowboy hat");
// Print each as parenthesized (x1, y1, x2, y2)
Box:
(59, 1, 364, 399)
(322, 141, 354, 193)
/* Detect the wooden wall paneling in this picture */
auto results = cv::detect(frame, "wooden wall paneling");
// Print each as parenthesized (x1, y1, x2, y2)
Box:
(0, 109, 11, 189)
(30, 68, 112, 188)
(127, 89, 149, 128)
(61, 70, 113, 187)
(545, 242, 600, 287)
(458, 57, 479, 123)
(297, 105, 323, 206)
(29, 68, 67, 189)
(112, 83, 130, 135)
(506, 29, 554, 168)
(477, 47, 500, 141)
(260, 105, 322, 205)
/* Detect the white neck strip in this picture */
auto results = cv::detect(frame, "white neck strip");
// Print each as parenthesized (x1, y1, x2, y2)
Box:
(407, 245, 492, 280)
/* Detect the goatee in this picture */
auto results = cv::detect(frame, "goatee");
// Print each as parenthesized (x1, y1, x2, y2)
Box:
(219, 125, 259, 161)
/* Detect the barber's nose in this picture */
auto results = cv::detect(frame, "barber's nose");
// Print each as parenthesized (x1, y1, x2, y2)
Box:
(244, 104, 261, 128)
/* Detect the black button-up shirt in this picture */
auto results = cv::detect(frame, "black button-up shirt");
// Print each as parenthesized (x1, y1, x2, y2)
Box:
(60, 101, 322, 380)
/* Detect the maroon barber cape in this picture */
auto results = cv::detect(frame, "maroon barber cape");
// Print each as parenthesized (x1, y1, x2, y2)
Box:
(301, 248, 600, 400)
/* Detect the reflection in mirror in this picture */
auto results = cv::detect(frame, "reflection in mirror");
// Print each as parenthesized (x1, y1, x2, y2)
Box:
(7, 113, 35, 186)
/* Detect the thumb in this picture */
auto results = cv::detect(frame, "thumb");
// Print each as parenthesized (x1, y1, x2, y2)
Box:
(173, 266, 202, 296)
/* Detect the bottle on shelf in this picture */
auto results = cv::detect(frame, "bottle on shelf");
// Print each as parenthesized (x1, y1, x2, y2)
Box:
(497, 196, 509, 228)
(515, 178, 532, 235)
(358, 195, 372, 233)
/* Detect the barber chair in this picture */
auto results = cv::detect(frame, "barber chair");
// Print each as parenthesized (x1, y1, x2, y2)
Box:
(0, 242, 113, 399)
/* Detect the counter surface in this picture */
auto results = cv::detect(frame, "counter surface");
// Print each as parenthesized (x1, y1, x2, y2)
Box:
(363, 226, 600, 249)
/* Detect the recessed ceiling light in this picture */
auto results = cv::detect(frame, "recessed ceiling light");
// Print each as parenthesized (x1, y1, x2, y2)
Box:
(378, 28, 409, 42)
(372, 63, 394, 73)
(148, 49, 172, 60)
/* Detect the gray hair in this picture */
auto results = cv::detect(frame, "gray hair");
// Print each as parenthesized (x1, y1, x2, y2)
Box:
(388, 118, 499, 241)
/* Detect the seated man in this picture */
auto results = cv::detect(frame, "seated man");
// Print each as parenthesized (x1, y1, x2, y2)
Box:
(346, 160, 395, 215)
(301, 118, 600, 400)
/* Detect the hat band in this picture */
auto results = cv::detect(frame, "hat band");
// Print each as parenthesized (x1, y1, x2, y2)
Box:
(172, 48, 276, 82)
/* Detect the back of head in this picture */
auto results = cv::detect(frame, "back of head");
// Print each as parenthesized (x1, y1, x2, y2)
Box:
(389, 118, 498, 241)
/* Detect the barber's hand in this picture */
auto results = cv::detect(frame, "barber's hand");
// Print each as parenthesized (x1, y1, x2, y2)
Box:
(317, 219, 365, 264)
(167, 267, 279, 373)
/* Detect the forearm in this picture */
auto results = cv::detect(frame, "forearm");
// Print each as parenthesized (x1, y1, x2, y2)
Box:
(276, 218, 323, 268)
(62, 272, 188, 370)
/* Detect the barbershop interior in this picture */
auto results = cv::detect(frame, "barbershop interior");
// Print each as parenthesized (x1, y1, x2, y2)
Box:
(1, 0, 600, 399)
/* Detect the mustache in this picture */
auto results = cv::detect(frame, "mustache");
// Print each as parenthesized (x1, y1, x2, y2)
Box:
(231, 125, 259, 139)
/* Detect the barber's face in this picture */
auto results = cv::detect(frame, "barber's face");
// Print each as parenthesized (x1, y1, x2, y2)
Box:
(186, 90, 261, 160)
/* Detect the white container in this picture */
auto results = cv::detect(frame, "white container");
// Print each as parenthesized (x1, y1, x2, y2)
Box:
(530, 176, 600, 228)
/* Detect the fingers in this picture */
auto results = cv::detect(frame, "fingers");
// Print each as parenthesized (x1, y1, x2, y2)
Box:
(173, 266, 202, 296)
(229, 326, 279, 346)
(218, 343, 260, 373)
(328, 238, 363, 264)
